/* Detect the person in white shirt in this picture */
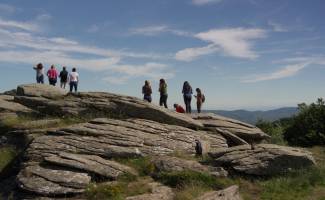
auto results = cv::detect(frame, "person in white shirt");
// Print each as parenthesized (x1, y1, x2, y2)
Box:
(69, 68, 79, 92)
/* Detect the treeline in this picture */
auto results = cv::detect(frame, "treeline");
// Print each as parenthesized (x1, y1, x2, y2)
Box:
(256, 98, 325, 147)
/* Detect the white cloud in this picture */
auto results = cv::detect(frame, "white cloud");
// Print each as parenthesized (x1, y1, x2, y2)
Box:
(195, 28, 266, 59)
(175, 44, 219, 61)
(268, 21, 288, 32)
(242, 63, 309, 83)
(0, 17, 39, 32)
(192, 0, 223, 5)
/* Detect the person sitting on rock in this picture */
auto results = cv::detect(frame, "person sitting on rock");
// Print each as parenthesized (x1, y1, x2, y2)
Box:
(47, 65, 58, 86)
(69, 68, 79, 92)
(59, 66, 69, 89)
(33, 63, 45, 84)
(174, 104, 185, 113)
(194, 88, 205, 113)
(159, 78, 168, 108)
(182, 81, 193, 113)
(142, 80, 152, 103)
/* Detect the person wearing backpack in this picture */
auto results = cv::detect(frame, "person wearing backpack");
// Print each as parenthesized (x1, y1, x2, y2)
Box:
(182, 81, 193, 113)
(47, 65, 58, 86)
(142, 80, 152, 102)
(59, 66, 69, 89)
(194, 88, 205, 113)
(158, 79, 168, 108)
(33, 63, 44, 84)
(69, 68, 79, 92)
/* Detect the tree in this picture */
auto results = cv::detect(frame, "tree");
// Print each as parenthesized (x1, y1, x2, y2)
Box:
(283, 98, 325, 146)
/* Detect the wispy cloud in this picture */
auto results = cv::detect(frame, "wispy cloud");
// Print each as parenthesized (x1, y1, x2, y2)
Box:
(0, 17, 39, 32)
(268, 21, 288, 32)
(242, 56, 325, 83)
(242, 63, 309, 83)
(87, 24, 99, 33)
(129, 25, 192, 37)
(175, 44, 219, 61)
(175, 28, 267, 61)
(192, 0, 223, 6)
(0, 17, 174, 84)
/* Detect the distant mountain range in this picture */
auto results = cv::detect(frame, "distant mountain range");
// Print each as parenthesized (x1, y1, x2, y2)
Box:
(206, 107, 298, 125)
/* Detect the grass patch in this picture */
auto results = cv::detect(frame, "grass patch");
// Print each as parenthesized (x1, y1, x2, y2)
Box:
(0, 147, 17, 173)
(85, 177, 152, 200)
(115, 157, 155, 176)
(155, 170, 234, 189)
(174, 183, 211, 200)
(0, 115, 86, 131)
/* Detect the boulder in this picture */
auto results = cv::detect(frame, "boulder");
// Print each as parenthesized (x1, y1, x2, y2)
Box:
(196, 185, 242, 200)
(192, 113, 270, 143)
(16, 84, 68, 99)
(209, 144, 316, 176)
(126, 182, 174, 200)
(17, 165, 91, 196)
(152, 156, 228, 177)
(44, 152, 137, 179)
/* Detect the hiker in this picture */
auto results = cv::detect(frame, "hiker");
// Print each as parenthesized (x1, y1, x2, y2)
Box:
(59, 66, 69, 89)
(182, 81, 193, 113)
(174, 104, 185, 113)
(194, 88, 205, 113)
(47, 65, 58, 86)
(33, 63, 44, 84)
(142, 80, 152, 102)
(158, 78, 168, 108)
(69, 68, 79, 92)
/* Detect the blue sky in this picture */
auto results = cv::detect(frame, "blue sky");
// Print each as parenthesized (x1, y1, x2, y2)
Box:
(0, 0, 324, 110)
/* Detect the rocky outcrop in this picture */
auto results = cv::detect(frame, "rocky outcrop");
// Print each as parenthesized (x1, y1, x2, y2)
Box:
(17, 118, 227, 196)
(192, 113, 270, 143)
(14, 84, 203, 128)
(197, 185, 242, 200)
(209, 144, 316, 176)
(152, 156, 228, 177)
(126, 182, 174, 200)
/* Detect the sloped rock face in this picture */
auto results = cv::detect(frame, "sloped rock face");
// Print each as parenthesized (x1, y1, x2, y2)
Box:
(14, 84, 203, 128)
(0, 95, 33, 114)
(26, 118, 228, 160)
(209, 144, 316, 176)
(192, 113, 270, 144)
(152, 156, 228, 177)
(17, 118, 228, 197)
(197, 185, 242, 200)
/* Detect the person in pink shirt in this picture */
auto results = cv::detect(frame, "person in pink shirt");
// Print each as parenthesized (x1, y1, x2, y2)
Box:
(47, 65, 58, 86)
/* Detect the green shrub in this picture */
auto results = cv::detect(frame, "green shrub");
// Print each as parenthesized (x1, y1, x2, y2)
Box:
(256, 119, 287, 145)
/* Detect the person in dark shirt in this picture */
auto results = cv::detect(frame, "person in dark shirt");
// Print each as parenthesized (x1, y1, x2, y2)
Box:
(142, 80, 152, 102)
(59, 66, 69, 89)
(182, 81, 193, 113)
(159, 79, 168, 108)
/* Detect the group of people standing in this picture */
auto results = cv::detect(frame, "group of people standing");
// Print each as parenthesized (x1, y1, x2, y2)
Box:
(33, 63, 79, 92)
(142, 79, 205, 113)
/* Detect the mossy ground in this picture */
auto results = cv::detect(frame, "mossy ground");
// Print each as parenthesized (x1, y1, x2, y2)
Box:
(0, 146, 17, 174)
